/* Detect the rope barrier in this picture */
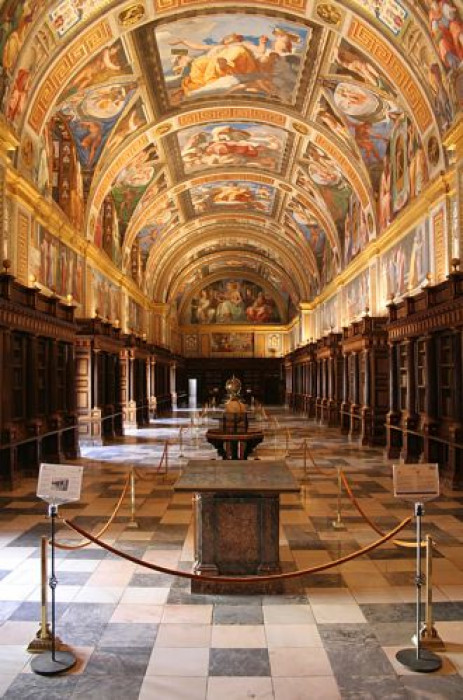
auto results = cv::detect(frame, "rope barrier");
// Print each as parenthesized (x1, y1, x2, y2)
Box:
(55, 473, 131, 550)
(339, 470, 426, 549)
(291, 440, 426, 550)
(62, 516, 411, 584)
(134, 443, 169, 481)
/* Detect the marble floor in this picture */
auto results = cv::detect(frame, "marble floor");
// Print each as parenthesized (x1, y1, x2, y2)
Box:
(0, 407, 462, 699)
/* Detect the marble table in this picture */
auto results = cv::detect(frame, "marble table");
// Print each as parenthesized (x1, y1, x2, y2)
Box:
(174, 460, 300, 593)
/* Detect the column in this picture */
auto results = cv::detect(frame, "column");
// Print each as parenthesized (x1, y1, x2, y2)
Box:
(149, 357, 157, 417)
(349, 352, 360, 439)
(170, 362, 177, 408)
(341, 351, 349, 434)
(360, 348, 371, 445)
(76, 341, 102, 446)
(127, 350, 137, 427)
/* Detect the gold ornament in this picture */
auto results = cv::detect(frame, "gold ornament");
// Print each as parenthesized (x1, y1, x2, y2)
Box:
(118, 4, 145, 27)
(316, 3, 342, 27)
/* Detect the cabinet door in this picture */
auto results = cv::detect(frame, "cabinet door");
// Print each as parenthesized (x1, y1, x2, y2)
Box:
(415, 338, 426, 414)
(11, 333, 26, 421)
(437, 334, 454, 419)
(37, 338, 49, 416)
(399, 343, 408, 411)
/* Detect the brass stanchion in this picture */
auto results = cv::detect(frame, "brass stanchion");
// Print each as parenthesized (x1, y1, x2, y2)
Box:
(413, 535, 444, 650)
(179, 427, 184, 458)
(164, 441, 169, 476)
(285, 429, 290, 457)
(28, 536, 61, 653)
(31, 505, 76, 675)
(127, 467, 139, 529)
(332, 467, 344, 529)
(396, 503, 442, 672)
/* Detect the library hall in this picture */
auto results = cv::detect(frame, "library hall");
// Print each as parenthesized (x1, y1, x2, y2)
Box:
(0, 1, 462, 698)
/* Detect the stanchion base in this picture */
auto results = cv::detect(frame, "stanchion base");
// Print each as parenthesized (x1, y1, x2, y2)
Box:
(27, 628, 65, 654)
(412, 630, 446, 651)
(332, 520, 344, 529)
(126, 520, 139, 529)
(31, 650, 76, 675)
(395, 648, 442, 672)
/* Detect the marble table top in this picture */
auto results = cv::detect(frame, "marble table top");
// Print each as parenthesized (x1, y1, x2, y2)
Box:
(174, 460, 300, 494)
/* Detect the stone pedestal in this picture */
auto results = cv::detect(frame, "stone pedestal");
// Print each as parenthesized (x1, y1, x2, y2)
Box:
(175, 460, 299, 595)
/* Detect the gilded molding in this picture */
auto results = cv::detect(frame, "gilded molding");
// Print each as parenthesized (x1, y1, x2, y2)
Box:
(443, 114, 463, 159)
(154, 0, 307, 13)
(0, 117, 19, 156)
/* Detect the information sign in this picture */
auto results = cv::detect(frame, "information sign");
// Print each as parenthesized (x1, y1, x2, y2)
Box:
(37, 463, 83, 505)
(393, 463, 439, 502)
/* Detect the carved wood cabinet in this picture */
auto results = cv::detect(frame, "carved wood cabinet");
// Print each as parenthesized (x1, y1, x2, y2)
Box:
(387, 272, 463, 488)
(0, 273, 77, 487)
(315, 333, 343, 427)
(341, 317, 389, 446)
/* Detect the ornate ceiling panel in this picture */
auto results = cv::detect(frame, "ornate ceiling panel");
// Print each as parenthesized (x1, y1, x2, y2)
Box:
(1, 0, 461, 323)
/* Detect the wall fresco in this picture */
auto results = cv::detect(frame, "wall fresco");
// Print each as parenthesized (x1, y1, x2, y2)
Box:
(91, 268, 121, 321)
(345, 268, 370, 322)
(30, 225, 84, 303)
(211, 332, 254, 354)
(188, 279, 283, 325)
(380, 221, 430, 300)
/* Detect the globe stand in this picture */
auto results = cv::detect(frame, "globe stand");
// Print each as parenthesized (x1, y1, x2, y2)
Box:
(395, 503, 442, 673)
(31, 504, 76, 675)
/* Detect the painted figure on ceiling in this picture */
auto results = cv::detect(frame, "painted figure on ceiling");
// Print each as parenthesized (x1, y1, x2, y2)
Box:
(428, 63, 454, 129)
(179, 122, 284, 173)
(191, 181, 273, 214)
(0, 0, 44, 75)
(58, 83, 136, 170)
(6, 66, 30, 122)
(427, 0, 463, 71)
(159, 15, 308, 105)
(378, 145, 392, 231)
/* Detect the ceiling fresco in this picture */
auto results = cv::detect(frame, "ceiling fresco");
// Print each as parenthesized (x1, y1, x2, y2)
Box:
(1, 0, 462, 325)
(149, 12, 314, 109)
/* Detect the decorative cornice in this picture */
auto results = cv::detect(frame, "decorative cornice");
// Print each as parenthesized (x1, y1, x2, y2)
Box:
(443, 114, 463, 159)
(0, 117, 19, 156)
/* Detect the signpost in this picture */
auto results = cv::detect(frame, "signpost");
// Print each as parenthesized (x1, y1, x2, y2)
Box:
(393, 463, 442, 673)
(32, 464, 83, 676)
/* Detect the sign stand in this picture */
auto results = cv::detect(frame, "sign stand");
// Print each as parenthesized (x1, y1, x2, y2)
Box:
(31, 504, 76, 675)
(395, 502, 442, 673)
(32, 463, 83, 676)
(393, 463, 442, 673)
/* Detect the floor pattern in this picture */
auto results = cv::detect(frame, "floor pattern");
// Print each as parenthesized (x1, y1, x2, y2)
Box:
(0, 407, 462, 699)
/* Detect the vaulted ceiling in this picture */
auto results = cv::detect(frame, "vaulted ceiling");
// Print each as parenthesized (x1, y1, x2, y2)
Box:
(2, 0, 461, 323)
